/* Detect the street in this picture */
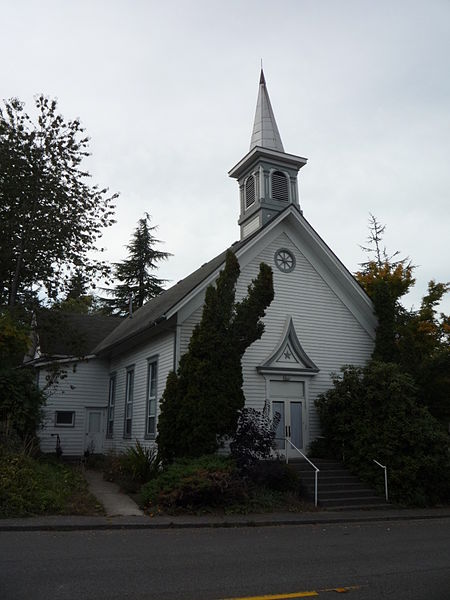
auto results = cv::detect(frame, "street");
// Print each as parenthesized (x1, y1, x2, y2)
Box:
(1, 518, 449, 599)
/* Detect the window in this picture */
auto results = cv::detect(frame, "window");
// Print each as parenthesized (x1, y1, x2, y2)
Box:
(274, 248, 296, 273)
(145, 359, 158, 437)
(271, 170, 289, 202)
(107, 374, 116, 437)
(55, 411, 75, 427)
(123, 368, 134, 437)
(245, 175, 255, 208)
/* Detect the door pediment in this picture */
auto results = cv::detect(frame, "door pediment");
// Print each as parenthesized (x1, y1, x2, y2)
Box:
(257, 317, 319, 376)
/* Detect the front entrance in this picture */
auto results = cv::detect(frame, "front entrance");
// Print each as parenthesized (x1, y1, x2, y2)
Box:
(271, 380, 306, 458)
(84, 409, 105, 454)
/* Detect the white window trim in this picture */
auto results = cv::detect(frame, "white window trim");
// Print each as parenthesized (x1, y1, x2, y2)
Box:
(123, 367, 134, 438)
(107, 374, 116, 438)
(145, 357, 158, 438)
(55, 410, 75, 428)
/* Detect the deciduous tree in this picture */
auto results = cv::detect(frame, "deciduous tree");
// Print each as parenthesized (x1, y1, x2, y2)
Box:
(0, 96, 117, 309)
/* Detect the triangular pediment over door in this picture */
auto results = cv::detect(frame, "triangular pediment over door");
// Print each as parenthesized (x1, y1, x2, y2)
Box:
(257, 317, 319, 376)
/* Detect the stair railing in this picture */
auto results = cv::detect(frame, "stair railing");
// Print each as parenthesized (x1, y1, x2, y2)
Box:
(373, 459, 389, 502)
(277, 437, 320, 507)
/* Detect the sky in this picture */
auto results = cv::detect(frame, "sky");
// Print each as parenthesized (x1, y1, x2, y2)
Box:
(2, 0, 449, 312)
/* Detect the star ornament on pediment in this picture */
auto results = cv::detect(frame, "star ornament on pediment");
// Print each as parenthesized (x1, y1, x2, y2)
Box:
(257, 316, 320, 376)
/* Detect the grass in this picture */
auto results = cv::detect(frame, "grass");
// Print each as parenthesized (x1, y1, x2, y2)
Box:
(0, 450, 104, 518)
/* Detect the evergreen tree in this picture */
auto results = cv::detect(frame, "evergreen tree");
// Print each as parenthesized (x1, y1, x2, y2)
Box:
(101, 213, 171, 316)
(54, 270, 96, 314)
(157, 251, 274, 462)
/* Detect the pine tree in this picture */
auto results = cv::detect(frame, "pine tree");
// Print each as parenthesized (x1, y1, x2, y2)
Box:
(157, 250, 274, 462)
(102, 214, 171, 316)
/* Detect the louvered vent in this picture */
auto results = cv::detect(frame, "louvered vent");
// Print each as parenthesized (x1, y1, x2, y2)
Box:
(245, 176, 255, 208)
(272, 171, 289, 202)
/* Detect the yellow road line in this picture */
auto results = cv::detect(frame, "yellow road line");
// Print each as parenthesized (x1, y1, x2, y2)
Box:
(220, 585, 361, 600)
(221, 592, 319, 600)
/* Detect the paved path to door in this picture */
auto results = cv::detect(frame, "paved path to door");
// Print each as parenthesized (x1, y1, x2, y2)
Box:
(84, 469, 144, 516)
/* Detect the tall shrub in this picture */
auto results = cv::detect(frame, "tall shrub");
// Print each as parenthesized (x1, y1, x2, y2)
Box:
(315, 361, 450, 505)
(157, 251, 274, 462)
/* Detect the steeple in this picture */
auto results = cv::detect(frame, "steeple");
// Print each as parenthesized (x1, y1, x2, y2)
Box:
(229, 70, 307, 240)
(250, 69, 284, 152)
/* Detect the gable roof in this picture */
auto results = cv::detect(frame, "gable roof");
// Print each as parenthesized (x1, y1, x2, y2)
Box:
(31, 310, 123, 361)
(94, 236, 246, 355)
(94, 205, 375, 356)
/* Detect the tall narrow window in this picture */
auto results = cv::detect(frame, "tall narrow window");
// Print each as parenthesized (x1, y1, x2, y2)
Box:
(145, 359, 158, 437)
(107, 374, 116, 437)
(271, 170, 289, 202)
(124, 368, 134, 438)
(245, 175, 255, 208)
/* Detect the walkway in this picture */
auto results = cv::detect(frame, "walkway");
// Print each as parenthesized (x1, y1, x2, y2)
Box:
(83, 469, 144, 517)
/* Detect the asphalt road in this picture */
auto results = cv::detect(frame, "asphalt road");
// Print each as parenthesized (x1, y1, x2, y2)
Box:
(1, 518, 449, 599)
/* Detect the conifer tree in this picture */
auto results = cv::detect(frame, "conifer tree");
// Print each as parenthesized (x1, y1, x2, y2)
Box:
(101, 213, 171, 316)
(157, 250, 274, 462)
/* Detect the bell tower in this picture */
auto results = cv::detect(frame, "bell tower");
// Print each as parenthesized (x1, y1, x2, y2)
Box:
(229, 70, 307, 240)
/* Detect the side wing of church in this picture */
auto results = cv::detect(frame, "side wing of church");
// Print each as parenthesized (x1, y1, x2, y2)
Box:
(35, 71, 376, 458)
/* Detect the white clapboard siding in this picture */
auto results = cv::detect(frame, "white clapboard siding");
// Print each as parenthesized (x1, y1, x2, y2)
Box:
(38, 358, 110, 456)
(236, 231, 374, 443)
(175, 228, 374, 448)
(103, 330, 174, 454)
(180, 306, 202, 356)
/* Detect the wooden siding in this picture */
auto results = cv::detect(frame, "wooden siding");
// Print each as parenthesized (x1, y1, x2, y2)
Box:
(103, 330, 174, 453)
(38, 358, 110, 456)
(237, 231, 374, 445)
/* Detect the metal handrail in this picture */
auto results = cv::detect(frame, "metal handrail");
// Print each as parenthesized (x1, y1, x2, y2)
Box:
(373, 459, 389, 502)
(276, 437, 320, 506)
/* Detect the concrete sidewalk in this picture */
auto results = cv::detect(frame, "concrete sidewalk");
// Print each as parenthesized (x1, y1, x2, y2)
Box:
(1, 507, 450, 532)
(2, 466, 449, 531)
(83, 469, 144, 517)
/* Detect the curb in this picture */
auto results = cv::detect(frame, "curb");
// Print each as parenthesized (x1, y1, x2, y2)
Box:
(1, 511, 450, 532)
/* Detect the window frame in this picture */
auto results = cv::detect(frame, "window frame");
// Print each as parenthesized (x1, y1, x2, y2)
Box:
(55, 410, 75, 428)
(123, 367, 135, 438)
(145, 357, 158, 439)
(106, 373, 116, 438)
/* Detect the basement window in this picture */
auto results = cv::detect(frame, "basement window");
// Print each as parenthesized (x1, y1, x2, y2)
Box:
(55, 411, 75, 427)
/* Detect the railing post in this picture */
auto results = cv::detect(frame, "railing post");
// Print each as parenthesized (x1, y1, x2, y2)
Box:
(314, 470, 318, 507)
(373, 459, 389, 503)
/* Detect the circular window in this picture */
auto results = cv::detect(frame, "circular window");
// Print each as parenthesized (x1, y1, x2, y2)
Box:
(274, 248, 296, 273)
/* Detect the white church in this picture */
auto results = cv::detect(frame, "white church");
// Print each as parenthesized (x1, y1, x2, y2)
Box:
(32, 71, 376, 458)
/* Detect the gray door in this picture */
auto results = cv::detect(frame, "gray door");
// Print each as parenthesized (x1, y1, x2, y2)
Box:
(271, 380, 305, 458)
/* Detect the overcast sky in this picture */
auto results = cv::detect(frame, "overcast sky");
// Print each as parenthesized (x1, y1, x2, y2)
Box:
(2, 0, 449, 312)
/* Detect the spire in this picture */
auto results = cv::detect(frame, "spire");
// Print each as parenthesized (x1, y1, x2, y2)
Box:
(250, 69, 284, 152)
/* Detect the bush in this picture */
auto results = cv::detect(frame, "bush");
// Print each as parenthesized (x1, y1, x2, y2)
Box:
(140, 455, 247, 511)
(245, 460, 301, 493)
(103, 441, 160, 493)
(315, 361, 450, 506)
(230, 401, 280, 469)
(0, 450, 102, 517)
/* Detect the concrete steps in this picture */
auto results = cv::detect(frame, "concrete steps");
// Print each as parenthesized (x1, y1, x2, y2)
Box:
(287, 458, 390, 510)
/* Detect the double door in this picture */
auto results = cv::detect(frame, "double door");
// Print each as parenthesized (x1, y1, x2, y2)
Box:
(271, 380, 305, 459)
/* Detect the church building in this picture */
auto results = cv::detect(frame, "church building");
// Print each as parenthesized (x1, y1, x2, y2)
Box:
(34, 71, 376, 458)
